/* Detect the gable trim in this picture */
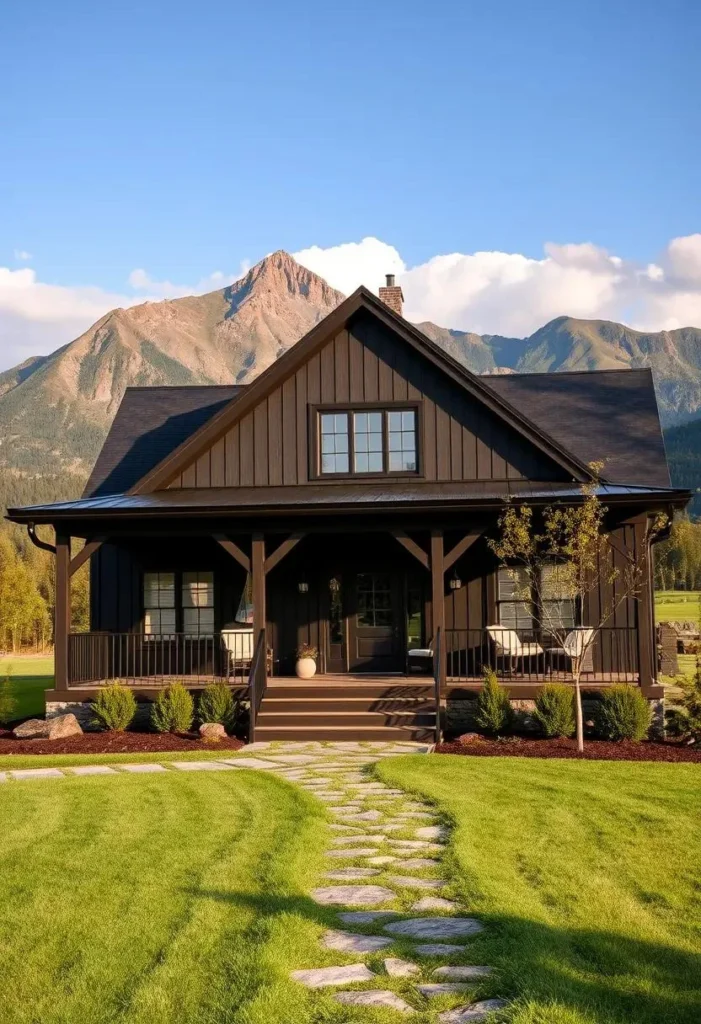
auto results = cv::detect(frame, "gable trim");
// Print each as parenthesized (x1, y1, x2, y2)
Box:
(127, 287, 593, 494)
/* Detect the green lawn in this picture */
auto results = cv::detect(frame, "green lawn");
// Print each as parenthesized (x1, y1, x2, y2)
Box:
(655, 590, 701, 623)
(1, 757, 699, 1023)
(380, 756, 701, 1024)
(0, 654, 54, 720)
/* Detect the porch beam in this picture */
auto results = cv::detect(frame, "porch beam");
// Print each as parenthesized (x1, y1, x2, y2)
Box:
(391, 529, 429, 570)
(69, 537, 106, 577)
(264, 533, 304, 575)
(252, 533, 266, 642)
(443, 530, 483, 573)
(214, 534, 251, 573)
(430, 529, 446, 691)
(55, 533, 71, 692)
(634, 516, 655, 693)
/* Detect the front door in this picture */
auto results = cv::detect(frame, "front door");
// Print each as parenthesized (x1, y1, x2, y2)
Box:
(347, 571, 404, 672)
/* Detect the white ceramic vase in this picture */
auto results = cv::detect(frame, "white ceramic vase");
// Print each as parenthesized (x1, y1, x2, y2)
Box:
(295, 656, 317, 679)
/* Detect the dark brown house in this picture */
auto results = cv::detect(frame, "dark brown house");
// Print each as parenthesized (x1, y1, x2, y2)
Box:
(8, 281, 690, 741)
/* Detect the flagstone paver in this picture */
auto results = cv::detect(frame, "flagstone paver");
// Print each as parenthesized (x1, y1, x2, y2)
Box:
(386, 875, 447, 889)
(434, 966, 493, 979)
(412, 896, 460, 912)
(325, 868, 382, 879)
(291, 964, 375, 988)
(326, 847, 383, 858)
(438, 1000, 509, 1022)
(416, 825, 445, 840)
(68, 765, 118, 775)
(334, 990, 415, 1013)
(401, 858, 441, 869)
(419, 983, 471, 998)
(384, 957, 421, 977)
(338, 910, 401, 924)
(11, 768, 65, 779)
(414, 943, 467, 956)
(170, 761, 234, 771)
(218, 756, 280, 769)
(385, 918, 485, 939)
(322, 929, 394, 953)
(330, 835, 385, 846)
(119, 763, 169, 773)
(312, 885, 398, 906)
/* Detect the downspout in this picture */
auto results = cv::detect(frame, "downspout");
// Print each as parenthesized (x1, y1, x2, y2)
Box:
(27, 522, 57, 555)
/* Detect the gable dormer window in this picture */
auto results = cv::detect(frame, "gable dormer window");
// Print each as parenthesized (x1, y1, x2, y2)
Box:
(317, 406, 419, 477)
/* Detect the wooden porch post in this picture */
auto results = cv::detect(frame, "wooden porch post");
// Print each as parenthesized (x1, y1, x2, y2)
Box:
(634, 517, 655, 693)
(252, 533, 266, 642)
(430, 529, 446, 691)
(54, 532, 71, 692)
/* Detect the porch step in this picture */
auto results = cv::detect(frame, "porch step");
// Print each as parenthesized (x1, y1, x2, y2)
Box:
(265, 684, 435, 700)
(261, 697, 435, 714)
(254, 724, 437, 742)
(257, 711, 436, 728)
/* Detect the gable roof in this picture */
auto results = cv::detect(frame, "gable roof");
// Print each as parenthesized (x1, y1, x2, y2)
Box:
(84, 385, 243, 498)
(484, 368, 670, 488)
(126, 287, 593, 494)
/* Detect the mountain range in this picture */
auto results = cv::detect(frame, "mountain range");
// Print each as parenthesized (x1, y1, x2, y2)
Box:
(0, 250, 699, 512)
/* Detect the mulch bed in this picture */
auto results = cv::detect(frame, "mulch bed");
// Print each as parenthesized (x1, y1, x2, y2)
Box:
(0, 729, 245, 757)
(437, 736, 701, 762)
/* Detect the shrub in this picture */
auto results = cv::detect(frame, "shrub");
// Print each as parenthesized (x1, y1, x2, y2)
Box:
(669, 663, 701, 741)
(92, 683, 137, 732)
(475, 668, 514, 735)
(151, 683, 195, 734)
(534, 683, 575, 738)
(198, 682, 235, 732)
(0, 673, 17, 726)
(594, 685, 652, 742)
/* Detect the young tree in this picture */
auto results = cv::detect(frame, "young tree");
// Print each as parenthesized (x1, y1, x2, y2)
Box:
(489, 464, 666, 751)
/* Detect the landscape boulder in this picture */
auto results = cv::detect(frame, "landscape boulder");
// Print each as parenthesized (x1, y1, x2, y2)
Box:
(199, 722, 227, 742)
(12, 713, 83, 740)
(456, 732, 482, 745)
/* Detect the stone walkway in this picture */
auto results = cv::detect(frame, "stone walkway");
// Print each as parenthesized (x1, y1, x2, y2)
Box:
(0, 741, 508, 1020)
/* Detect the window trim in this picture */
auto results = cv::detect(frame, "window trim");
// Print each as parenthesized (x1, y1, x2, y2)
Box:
(309, 402, 422, 481)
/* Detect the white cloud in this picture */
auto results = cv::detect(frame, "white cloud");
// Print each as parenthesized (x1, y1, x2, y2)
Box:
(13, 249, 32, 261)
(293, 234, 701, 337)
(2, 235, 701, 373)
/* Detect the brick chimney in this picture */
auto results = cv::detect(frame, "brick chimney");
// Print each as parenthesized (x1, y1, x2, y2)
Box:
(379, 273, 404, 317)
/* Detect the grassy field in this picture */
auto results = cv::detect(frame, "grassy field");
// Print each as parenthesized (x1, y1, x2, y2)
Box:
(655, 590, 701, 623)
(1, 758, 699, 1023)
(380, 756, 701, 1024)
(0, 654, 54, 720)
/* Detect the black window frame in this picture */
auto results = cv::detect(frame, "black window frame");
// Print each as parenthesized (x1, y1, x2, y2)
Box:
(142, 569, 216, 637)
(496, 563, 579, 636)
(310, 402, 422, 480)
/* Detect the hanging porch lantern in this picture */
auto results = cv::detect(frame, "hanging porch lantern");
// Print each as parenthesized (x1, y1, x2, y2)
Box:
(449, 568, 462, 590)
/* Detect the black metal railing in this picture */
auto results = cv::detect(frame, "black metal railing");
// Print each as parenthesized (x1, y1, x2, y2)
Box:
(444, 627, 639, 683)
(432, 626, 443, 744)
(68, 631, 254, 686)
(247, 629, 267, 743)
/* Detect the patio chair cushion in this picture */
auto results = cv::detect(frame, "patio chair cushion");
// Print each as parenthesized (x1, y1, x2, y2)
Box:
(408, 648, 433, 658)
(546, 627, 594, 660)
(487, 626, 543, 657)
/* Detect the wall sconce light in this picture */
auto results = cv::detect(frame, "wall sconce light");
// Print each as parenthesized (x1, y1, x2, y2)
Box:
(329, 577, 340, 593)
(449, 569, 462, 591)
(298, 577, 309, 594)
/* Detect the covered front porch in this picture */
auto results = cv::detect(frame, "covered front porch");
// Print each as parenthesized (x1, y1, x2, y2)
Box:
(36, 512, 656, 741)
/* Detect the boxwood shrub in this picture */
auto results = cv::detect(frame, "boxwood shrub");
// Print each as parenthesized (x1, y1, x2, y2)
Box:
(475, 668, 514, 735)
(534, 683, 575, 738)
(151, 683, 195, 734)
(198, 682, 236, 732)
(92, 683, 137, 732)
(594, 685, 652, 741)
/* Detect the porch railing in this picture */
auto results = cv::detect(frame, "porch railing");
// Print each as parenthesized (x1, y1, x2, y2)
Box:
(247, 628, 267, 743)
(67, 632, 253, 686)
(432, 626, 443, 745)
(444, 627, 639, 683)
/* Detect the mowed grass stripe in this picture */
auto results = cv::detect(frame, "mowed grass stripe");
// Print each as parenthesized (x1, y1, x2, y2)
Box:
(0, 770, 331, 1024)
(378, 755, 701, 1024)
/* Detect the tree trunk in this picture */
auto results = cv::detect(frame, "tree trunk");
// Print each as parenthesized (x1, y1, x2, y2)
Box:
(574, 675, 584, 752)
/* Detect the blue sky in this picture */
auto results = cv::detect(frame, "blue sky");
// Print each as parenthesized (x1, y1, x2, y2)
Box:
(1, 0, 700, 367)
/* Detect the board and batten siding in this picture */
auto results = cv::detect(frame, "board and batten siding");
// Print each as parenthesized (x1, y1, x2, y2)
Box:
(167, 313, 566, 488)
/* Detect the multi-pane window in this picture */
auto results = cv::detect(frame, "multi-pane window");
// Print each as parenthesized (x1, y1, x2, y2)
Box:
(388, 410, 417, 471)
(353, 411, 383, 472)
(497, 565, 578, 633)
(356, 573, 392, 627)
(143, 571, 214, 636)
(320, 412, 349, 474)
(318, 407, 418, 476)
(182, 572, 215, 636)
(496, 567, 534, 632)
(540, 564, 577, 631)
(143, 572, 176, 636)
